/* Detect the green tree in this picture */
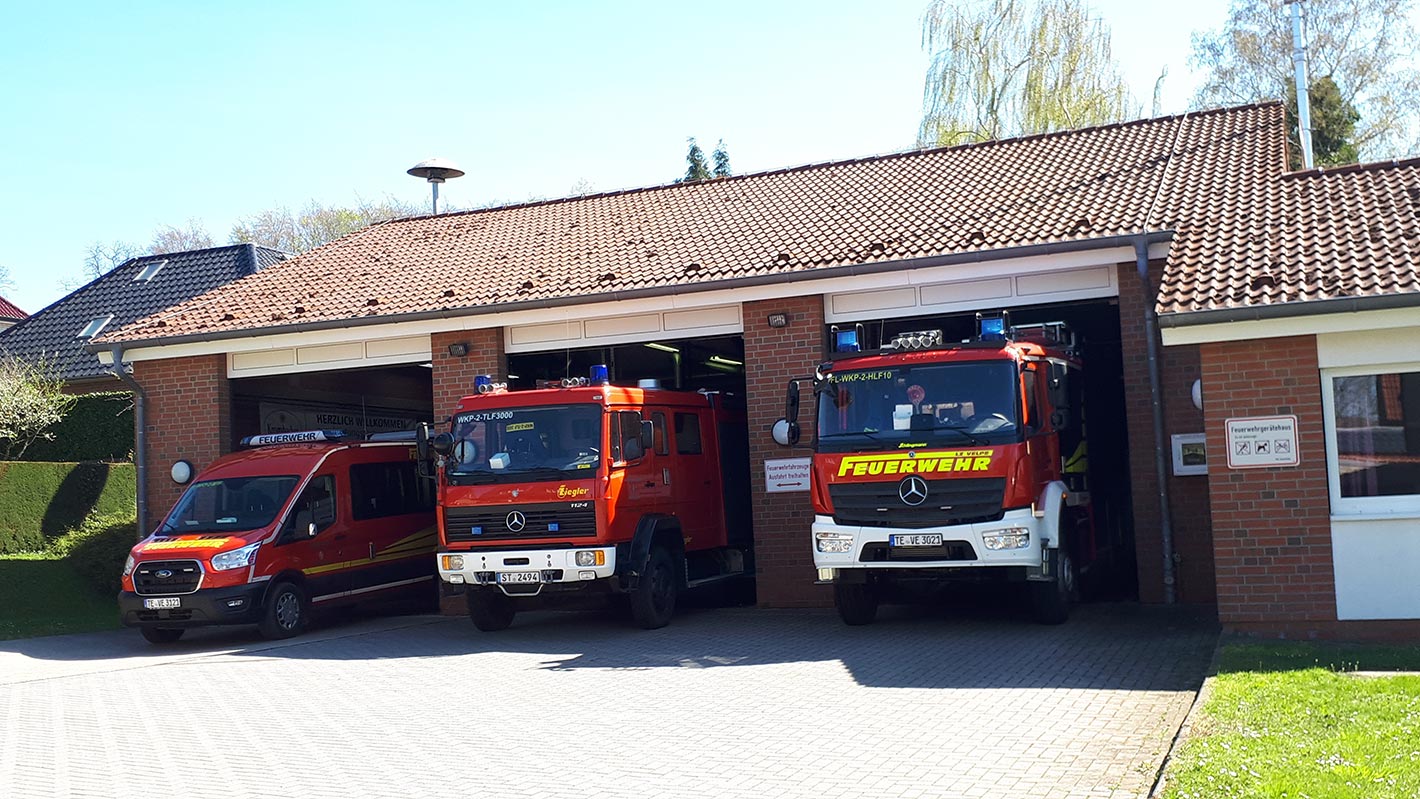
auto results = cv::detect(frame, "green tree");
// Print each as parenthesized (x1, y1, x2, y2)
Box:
(682, 138, 712, 182)
(919, 0, 1135, 146)
(1285, 75, 1360, 168)
(0, 356, 77, 460)
(1191, 0, 1420, 161)
(712, 139, 732, 178)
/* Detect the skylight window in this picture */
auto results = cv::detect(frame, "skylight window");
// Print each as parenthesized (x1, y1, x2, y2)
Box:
(132, 259, 167, 282)
(77, 315, 114, 339)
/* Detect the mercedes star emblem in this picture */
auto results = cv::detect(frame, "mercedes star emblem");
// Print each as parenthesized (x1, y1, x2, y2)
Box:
(505, 511, 527, 532)
(898, 475, 929, 506)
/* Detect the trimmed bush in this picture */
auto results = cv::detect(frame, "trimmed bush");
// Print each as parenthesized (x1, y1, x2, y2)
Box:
(0, 462, 137, 553)
(21, 392, 134, 463)
(47, 511, 138, 596)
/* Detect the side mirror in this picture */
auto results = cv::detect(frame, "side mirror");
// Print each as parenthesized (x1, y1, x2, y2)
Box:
(771, 418, 800, 447)
(640, 419, 654, 450)
(430, 432, 453, 456)
(416, 423, 431, 461)
(786, 381, 801, 425)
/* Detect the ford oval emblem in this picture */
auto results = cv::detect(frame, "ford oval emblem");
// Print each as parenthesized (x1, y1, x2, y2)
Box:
(155, 569, 174, 579)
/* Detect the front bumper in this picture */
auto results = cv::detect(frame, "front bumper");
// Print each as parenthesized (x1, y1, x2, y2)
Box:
(438, 547, 616, 596)
(811, 507, 1049, 572)
(118, 583, 264, 628)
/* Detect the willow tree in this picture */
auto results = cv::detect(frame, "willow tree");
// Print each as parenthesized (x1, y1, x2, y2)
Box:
(919, 0, 1135, 146)
(1191, 0, 1420, 161)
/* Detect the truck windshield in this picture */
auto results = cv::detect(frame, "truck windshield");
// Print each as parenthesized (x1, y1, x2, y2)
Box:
(816, 361, 1021, 451)
(447, 404, 603, 483)
(157, 475, 300, 534)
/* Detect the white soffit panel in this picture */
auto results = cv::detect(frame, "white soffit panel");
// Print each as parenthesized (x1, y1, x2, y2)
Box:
(298, 342, 365, 365)
(227, 335, 432, 378)
(827, 267, 1117, 324)
(1318, 327, 1420, 369)
(366, 335, 430, 359)
(1016, 265, 1111, 295)
(918, 277, 1013, 308)
(231, 350, 295, 372)
(829, 287, 918, 316)
(505, 305, 743, 353)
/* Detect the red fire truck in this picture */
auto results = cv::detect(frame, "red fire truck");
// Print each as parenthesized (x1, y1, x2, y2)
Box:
(421, 368, 752, 631)
(777, 313, 1093, 625)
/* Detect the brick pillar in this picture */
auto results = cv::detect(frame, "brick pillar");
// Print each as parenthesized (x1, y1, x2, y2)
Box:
(134, 355, 231, 533)
(743, 296, 830, 607)
(1201, 335, 1335, 628)
(1118, 261, 1216, 604)
(432, 329, 506, 422)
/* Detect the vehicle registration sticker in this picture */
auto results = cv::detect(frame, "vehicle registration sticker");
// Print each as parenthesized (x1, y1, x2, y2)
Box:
(143, 597, 182, 610)
(890, 534, 943, 547)
(497, 571, 541, 584)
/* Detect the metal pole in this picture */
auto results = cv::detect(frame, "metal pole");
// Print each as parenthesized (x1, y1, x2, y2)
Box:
(431, 181, 441, 215)
(109, 345, 149, 535)
(1290, 2, 1314, 168)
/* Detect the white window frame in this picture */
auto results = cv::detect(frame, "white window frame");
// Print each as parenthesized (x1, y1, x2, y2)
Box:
(1321, 361, 1420, 518)
(77, 314, 114, 340)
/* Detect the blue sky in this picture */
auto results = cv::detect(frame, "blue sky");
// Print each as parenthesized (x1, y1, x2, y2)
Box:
(2, 0, 1242, 314)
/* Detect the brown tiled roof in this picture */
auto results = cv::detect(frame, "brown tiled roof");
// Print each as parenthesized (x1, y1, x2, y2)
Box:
(1157, 157, 1420, 316)
(102, 103, 1287, 346)
(0, 295, 26, 321)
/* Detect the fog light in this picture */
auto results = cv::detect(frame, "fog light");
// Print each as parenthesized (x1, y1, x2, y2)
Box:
(225, 598, 245, 608)
(982, 528, 1031, 550)
(574, 550, 605, 567)
(579, 570, 596, 580)
(815, 531, 854, 553)
(442, 555, 465, 570)
(448, 574, 466, 584)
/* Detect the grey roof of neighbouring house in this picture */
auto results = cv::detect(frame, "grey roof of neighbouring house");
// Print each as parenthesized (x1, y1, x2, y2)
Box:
(0, 244, 287, 383)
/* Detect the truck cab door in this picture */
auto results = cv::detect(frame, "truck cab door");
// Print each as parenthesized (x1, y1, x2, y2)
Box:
(277, 474, 350, 604)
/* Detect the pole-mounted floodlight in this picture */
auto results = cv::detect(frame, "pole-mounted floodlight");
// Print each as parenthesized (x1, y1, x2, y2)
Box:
(407, 157, 465, 214)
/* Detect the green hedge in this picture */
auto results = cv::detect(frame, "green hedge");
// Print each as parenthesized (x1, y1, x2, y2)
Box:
(0, 462, 137, 554)
(46, 512, 138, 596)
(20, 392, 134, 463)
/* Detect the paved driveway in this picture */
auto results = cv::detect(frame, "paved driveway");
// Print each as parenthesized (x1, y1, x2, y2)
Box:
(0, 603, 1215, 799)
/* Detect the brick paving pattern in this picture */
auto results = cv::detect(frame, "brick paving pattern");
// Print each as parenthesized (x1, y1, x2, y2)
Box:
(0, 604, 1215, 799)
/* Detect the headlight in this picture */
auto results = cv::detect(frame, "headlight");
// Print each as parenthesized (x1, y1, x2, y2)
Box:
(574, 550, 605, 567)
(982, 528, 1031, 550)
(815, 531, 854, 553)
(122, 554, 135, 577)
(441, 555, 465, 570)
(211, 542, 260, 571)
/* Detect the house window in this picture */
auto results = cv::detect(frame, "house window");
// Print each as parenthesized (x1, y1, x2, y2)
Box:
(1324, 366, 1420, 515)
(77, 315, 113, 339)
(132, 259, 167, 282)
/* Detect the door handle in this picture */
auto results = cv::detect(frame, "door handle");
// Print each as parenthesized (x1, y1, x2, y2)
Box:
(643, 481, 656, 488)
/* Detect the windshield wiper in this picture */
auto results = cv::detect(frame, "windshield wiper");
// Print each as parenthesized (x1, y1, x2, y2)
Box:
(927, 425, 988, 446)
(819, 429, 882, 440)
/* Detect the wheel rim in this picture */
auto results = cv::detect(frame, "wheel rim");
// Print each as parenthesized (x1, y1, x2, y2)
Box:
(275, 591, 301, 629)
(1060, 555, 1075, 596)
(649, 560, 673, 614)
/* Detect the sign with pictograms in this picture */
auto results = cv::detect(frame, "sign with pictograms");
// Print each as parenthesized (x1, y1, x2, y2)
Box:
(1224, 415, 1300, 469)
(764, 457, 812, 493)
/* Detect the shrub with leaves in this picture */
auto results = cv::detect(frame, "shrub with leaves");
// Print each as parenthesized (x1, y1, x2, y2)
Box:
(0, 356, 77, 460)
(47, 511, 138, 596)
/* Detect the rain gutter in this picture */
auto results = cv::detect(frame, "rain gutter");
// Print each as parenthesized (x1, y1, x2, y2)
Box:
(108, 344, 149, 535)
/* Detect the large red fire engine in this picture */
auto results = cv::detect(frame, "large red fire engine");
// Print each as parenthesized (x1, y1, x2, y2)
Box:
(421, 367, 752, 631)
(777, 313, 1093, 625)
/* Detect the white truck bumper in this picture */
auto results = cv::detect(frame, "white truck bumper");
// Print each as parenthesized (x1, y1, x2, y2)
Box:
(811, 507, 1050, 576)
(438, 546, 616, 595)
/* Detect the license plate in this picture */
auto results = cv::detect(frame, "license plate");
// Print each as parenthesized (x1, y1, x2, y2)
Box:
(497, 571, 541, 584)
(143, 597, 182, 610)
(890, 534, 943, 547)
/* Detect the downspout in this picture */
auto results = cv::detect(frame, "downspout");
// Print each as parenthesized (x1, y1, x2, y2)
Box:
(109, 345, 149, 535)
(1135, 237, 1177, 604)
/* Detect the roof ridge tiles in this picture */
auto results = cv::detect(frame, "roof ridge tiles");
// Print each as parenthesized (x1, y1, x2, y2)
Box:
(1281, 156, 1420, 180)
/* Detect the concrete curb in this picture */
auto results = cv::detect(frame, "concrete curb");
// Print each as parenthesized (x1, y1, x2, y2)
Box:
(1149, 630, 1223, 798)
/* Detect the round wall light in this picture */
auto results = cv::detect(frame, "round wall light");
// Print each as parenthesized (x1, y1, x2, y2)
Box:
(171, 460, 194, 485)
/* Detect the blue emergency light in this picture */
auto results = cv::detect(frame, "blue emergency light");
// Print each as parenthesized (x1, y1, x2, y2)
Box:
(590, 364, 609, 384)
(977, 313, 1008, 341)
(834, 329, 860, 353)
(474, 375, 493, 393)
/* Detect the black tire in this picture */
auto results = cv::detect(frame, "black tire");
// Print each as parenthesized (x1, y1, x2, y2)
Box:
(139, 627, 184, 645)
(630, 546, 679, 630)
(258, 581, 309, 639)
(1031, 550, 1074, 625)
(466, 587, 516, 632)
(833, 579, 879, 626)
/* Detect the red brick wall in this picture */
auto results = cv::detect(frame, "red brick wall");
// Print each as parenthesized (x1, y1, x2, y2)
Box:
(1119, 262, 1215, 604)
(133, 355, 231, 533)
(743, 296, 830, 607)
(432, 329, 506, 422)
(1200, 335, 1335, 626)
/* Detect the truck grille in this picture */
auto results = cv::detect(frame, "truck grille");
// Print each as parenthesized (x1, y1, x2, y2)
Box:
(859, 541, 978, 562)
(444, 502, 597, 543)
(828, 477, 1006, 529)
(133, 560, 203, 596)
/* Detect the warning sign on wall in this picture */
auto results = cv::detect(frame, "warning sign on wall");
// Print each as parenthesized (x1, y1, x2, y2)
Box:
(1224, 415, 1300, 469)
(764, 457, 812, 493)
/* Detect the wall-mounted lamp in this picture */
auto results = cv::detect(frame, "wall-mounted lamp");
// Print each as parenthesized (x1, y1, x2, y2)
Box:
(767, 312, 788, 328)
(170, 460, 193, 485)
(447, 342, 469, 358)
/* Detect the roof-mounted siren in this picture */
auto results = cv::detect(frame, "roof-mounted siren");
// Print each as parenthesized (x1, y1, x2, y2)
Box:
(474, 375, 508, 394)
(976, 311, 1010, 342)
(406, 157, 465, 215)
(830, 323, 865, 353)
(885, 329, 945, 351)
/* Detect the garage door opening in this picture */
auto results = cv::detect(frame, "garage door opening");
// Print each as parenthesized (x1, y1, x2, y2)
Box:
(230, 364, 434, 446)
(824, 299, 1137, 599)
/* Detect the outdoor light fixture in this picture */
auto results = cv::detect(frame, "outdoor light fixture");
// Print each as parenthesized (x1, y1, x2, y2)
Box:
(767, 312, 788, 328)
(170, 460, 193, 485)
(447, 342, 469, 358)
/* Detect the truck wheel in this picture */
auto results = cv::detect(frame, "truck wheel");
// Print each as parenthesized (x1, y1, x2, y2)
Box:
(1031, 551, 1074, 625)
(466, 587, 516, 632)
(258, 581, 309, 639)
(630, 546, 679, 629)
(140, 627, 184, 645)
(834, 579, 878, 626)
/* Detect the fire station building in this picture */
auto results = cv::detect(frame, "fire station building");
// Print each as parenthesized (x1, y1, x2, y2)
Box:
(92, 102, 1420, 639)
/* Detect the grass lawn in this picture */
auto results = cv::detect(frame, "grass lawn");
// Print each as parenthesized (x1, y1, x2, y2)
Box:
(0, 554, 120, 640)
(1161, 640, 1420, 799)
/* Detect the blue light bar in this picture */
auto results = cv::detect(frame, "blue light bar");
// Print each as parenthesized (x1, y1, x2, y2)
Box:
(979, 316, 1006, 341)
(834, 329, 860, 352)
(474, 375, 493, 392)
(590, 364, 609, 384)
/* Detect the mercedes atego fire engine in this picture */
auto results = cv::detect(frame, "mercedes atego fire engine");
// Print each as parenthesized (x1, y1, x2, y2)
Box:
(777, 312, 1094, 625)
(420, 367, 752, 631)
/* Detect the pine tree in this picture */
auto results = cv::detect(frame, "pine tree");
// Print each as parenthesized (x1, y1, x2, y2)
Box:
(712, 140, 732, 178)
(683, 138, 712, 182)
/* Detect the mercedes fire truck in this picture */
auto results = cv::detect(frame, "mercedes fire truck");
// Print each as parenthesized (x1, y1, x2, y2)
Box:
(420, 368, 752, 631)
(777, 313, 1093, 625)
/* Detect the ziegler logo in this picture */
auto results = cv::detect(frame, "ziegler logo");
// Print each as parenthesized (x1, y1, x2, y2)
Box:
(556, 485, 590, 499)
(836, 449, 994, 478)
